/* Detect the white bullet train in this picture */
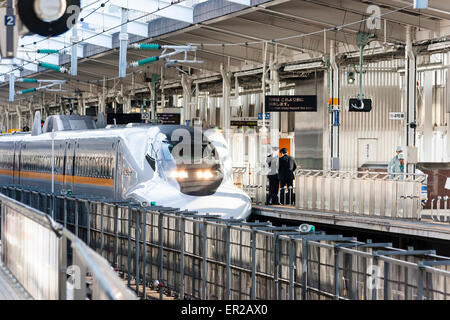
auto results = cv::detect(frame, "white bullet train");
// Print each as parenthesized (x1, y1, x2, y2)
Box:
(0, 113, 251, 219)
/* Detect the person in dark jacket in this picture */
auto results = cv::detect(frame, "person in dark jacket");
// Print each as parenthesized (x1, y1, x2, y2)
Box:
(278, 148, 297, 204)
(266, 147, 279, 205)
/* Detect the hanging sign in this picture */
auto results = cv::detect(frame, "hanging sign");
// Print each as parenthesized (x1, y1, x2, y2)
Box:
(230, 117, 258, 127)
(157, 113, 181, 124)
(265, 95, 317, 112)
(349, 99, 372, 112)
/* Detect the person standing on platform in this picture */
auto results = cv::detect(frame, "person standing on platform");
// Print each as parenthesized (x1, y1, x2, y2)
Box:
(278, 148, 297, 205)
(388, 146, 404, 179)
(266, 147, 280, 205)
(389, 153, 405, 179)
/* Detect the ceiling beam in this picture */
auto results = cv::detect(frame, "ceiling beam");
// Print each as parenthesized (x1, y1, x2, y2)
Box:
(109, 0, 194, 24)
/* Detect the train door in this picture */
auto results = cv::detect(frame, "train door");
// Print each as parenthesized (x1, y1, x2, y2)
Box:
(68, 140, 77, 194)
(63, 140, 71, 194)
(13, 141, 23, 185)
(113, 140, 120, 200)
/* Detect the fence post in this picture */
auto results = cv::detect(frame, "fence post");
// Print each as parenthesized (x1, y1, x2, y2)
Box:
(159, 214, 164, 300)
(384, 261, 391, 300)
(135, 209, 140, 297)
(301, 239, 308, 300)
(63, 197, 67, 228)
(289, 238, 295, 300)
(142, 210, 147, 300)
(113, 204, 119, 268)
(72, 248, 87, 300)
(100, 202, 104, 256)
(58, 235, 67, 300)
(371, 256, 378, 300)
(273, 233, 279, 300)
(86, 200, 91, 247)
(334, 246, 339, 300)
(127, 205, 132, 287)
(75, 199, 79, 238)
(202, 220, 207, 300)
(180, 215, 185, 300)
(225, 224, 231, 300)
(251, 228, 257, 300)
(417, 265, 424, 300)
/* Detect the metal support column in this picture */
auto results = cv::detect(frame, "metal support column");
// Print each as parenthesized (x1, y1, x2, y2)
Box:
(71, 26, 78, 76)
(181, 74, 192, 125)
(405, 25, 417, 173)
(220, 63, 231, 132)
(119, 8, 128, 78)
(329, 40, 340, 170)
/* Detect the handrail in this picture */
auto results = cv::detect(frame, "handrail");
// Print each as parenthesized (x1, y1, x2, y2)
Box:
(0, 193, 136, 300)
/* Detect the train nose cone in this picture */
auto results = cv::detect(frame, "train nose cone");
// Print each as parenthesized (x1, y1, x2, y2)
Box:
(131, 180, 252, 220)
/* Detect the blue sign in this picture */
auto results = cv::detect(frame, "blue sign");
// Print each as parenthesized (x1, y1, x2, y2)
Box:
(258, 113, 270, 120)
(4, 15, 16, 27)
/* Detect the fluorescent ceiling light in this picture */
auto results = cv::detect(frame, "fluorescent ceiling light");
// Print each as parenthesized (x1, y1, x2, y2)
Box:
(284, 61, 324, 71)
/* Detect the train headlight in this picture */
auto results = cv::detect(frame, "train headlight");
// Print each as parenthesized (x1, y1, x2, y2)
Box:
(196, 170, 213, 179)
(170, 170, 188, 179)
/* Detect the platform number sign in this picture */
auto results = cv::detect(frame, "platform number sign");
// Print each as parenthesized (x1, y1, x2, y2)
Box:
(4, 15, 16, 27)
(389, 112, 405, 120)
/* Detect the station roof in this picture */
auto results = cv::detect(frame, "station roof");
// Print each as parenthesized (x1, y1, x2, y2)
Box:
(0, 0, 449, 102)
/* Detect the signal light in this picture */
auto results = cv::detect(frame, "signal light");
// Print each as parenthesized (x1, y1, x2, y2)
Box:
(347, 71, 355, 85)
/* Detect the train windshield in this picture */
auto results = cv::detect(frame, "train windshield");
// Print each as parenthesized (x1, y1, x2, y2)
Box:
(146, 128, 223, 196)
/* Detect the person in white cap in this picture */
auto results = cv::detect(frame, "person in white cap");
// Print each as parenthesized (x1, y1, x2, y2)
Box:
(388, 146, 403, 176)
(389, 152, 405, 179)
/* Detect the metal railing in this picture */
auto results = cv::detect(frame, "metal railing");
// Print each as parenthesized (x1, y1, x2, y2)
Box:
(2, 186, 450, 300)
(295, 170, 427, 220)
(0, 192, 136, 300)
(429, 196, 450, 223)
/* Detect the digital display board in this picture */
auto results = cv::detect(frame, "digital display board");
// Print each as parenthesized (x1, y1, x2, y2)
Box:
(265, 95, 317, 112)
(157, 113, 181, 124)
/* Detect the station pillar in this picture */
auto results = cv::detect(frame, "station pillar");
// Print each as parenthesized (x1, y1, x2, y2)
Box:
(269, 57, 280, 150)
(329, 40, 340, 171)
(404, 25, 418, 173)
(181, 73, 192, 125)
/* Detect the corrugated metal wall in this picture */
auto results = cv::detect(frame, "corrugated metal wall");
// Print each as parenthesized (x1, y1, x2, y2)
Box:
(323, 60, 404, 171)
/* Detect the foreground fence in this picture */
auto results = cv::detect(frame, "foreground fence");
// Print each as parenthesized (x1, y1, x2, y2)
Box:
(295, 170, 427, 220)
(0, 192, 136, 300)
(1, 186, 450, 300)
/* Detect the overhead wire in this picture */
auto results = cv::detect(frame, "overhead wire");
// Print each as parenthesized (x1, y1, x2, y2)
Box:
(0, 1, 417, 99)
(0, 0, 191, 78)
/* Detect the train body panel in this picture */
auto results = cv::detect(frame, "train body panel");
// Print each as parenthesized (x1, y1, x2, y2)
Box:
(0, 122, 251, 219)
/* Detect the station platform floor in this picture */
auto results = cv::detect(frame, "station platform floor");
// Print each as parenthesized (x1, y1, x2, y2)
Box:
(0, 242, 30, 300)
(252, 205, 450, 241)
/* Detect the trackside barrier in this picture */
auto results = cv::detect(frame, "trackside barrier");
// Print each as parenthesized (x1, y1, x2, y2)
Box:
(2, 186, 450, 300)
(0, 192, 136, 300)
(295, 170, 427, 220)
